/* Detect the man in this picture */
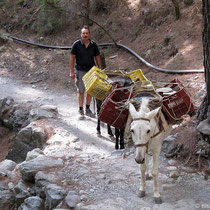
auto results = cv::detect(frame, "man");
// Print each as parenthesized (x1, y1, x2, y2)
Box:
(70, 26, 102, 119)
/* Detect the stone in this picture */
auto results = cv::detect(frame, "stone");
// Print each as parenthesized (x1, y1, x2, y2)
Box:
(44, 184, 67, 210)
(19, 155, 63, 182)
(197, 119, 210, 135)
(169, 171, 180, 179)
(65, 191, 80, 208)
(168, 159, 178, 166)
(26, 148, 44, 161)
(6, 123, 48, 163)
(0, 190, 15, 208)
(29, 107, 57, 122)
(18, 196, 44, 210)
(162, 183, 176, 191)
(35, 171, 59, 188)
(0, 159, 16, 173)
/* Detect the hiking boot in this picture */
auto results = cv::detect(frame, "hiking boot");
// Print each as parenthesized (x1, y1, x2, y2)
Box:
(85, 108, 95, 118)
(79, 109, 85, 120)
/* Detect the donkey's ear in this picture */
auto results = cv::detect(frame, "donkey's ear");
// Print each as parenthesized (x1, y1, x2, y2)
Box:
(129, 103, 138, 119)
(146, 107, 161, 120)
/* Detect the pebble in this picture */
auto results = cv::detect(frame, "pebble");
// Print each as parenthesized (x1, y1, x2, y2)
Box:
(166, 166, 177, 171)
(162, 183, 176, 190)
(169, 171, 180, 179)
(168, 159, 178, 166)
(8, 182, 14, 190)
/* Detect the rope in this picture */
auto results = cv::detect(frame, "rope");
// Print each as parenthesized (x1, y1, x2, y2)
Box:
(100, 85, 134, 128)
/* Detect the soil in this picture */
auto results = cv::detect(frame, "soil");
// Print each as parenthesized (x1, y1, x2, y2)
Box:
(0, 0, 210, 209)
(0, 73, 210, 210)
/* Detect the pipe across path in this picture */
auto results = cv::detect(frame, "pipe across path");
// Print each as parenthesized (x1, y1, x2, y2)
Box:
(2, 33, 204, 74)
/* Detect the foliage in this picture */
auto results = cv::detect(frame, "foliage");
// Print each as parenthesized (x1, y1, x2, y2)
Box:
(0, 0, 8, 7)
(34, 0, 63, 35)
(91, 0, 113, 14)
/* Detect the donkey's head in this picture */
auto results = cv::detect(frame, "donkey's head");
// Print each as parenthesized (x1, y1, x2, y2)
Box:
(129, 99, 160, 164)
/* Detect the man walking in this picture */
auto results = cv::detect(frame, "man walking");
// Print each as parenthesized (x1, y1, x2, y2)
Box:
(70, 26, 102, 119)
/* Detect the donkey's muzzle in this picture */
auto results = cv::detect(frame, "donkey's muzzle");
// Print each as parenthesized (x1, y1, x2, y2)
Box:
(135, 158, 145, 164)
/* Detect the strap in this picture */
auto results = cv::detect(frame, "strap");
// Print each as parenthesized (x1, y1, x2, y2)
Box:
(133, 117, 150, 122)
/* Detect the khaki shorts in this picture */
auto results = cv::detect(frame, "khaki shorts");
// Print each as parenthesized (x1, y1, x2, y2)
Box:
(75, 70, 87, 93)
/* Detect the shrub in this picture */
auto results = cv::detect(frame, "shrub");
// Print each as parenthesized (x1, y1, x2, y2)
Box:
(34, 0, 63, 35)
(91, 0, 113, 14)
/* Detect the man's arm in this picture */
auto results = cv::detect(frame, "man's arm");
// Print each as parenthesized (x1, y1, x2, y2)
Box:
(70, 54, 76, 80)
(95, 55, 102, 69)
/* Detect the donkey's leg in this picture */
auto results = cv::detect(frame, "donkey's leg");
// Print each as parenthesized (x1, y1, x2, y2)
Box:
(139, 162, 146, 198)
(152, 147, 162, 204)
(107, 124, 114, 137)
(96, 99, 102, 137)
(119, 128, 125, 149)
(115, 129, 119, 150)
(96, 119, 101, 136)
(145, 154, 152, 180)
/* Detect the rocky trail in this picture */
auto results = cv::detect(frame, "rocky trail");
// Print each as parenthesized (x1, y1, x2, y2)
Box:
(0, 74, 210, 210)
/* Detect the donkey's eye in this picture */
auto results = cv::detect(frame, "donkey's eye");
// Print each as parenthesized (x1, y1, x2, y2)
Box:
(147, 129, 150, 134)
(131, 129, 134, 133)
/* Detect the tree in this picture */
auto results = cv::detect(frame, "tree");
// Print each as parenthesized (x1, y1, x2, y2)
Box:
(171, 0, 181, 20)
(197, 0, 210, 123)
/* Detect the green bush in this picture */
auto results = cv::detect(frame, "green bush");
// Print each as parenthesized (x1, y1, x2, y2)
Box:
(91, 0, 113, 14)
(0, 0, 8, 7)
(35, 0, 63, 35)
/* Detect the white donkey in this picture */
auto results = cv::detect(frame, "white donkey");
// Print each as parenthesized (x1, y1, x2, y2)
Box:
(129, 98, 172, 204)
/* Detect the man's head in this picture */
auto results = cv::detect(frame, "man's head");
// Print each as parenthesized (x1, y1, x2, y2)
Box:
(81, 26, 90, 41)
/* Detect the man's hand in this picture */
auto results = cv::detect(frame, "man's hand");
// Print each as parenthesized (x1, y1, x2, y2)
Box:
(70, 71, 75, 80)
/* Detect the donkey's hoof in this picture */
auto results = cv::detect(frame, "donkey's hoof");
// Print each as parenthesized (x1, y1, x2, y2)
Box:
(120, 145, 125, 150)
(154, 197, 162, 204)
(97, 133, 102, 137)
(115, 145, 119, 150)
(146, 174, 152, 180)
(109, 135, 115, 141)
(138, 191, 145, 198)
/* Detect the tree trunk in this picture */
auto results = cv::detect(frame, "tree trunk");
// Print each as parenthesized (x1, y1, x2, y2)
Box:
(203, 0, 210, 102)
(171, 0, 181, 20)
(197, 0, 210, 124)
(85, 0, 90, 27)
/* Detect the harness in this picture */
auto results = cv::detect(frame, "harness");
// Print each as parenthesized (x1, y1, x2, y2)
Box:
(132, 116, 162, 154)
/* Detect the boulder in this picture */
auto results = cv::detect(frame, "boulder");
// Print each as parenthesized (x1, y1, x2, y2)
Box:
(44, 184, 67, 210)
(18, 196, 44, 210)
(19, 155, 63, 182)
(197, 119, 210, 135)
(6, 123, 48, 163)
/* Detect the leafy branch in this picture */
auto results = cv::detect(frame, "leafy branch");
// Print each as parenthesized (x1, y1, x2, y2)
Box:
(77, 13, 117, 45)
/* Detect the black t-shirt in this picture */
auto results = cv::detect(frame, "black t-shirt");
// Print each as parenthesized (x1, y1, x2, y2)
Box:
(71, 39, 100, 72)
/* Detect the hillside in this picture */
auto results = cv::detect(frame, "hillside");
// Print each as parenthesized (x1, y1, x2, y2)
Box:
(0, 1, 210, 209)
(0, 0, 207, 168)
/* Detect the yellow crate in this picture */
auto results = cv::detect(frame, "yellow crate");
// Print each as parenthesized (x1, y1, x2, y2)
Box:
(82, 66, 112, 100)
(83, 66, 108, 81)
(125, 69, 149, 83)
(85, 76, 112, 100)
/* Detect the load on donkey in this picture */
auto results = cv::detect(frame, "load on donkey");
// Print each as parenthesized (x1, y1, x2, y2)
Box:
(82, 66, 195, 204)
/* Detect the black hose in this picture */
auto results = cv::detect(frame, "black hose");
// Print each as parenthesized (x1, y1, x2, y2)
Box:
(99, 43, 204, 73)
(3, 33, 204, 73)
(9, 35, 71, 50)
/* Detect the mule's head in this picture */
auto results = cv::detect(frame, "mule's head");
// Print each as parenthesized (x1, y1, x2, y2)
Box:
(129, 99, 160, 164)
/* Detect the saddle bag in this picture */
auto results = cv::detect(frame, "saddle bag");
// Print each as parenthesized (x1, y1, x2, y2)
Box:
(98, 85, 134, 129)
(161, 79, 194, 123)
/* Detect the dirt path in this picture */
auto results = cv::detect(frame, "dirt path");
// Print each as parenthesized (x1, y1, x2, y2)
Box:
(0, 75, 210, 210)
